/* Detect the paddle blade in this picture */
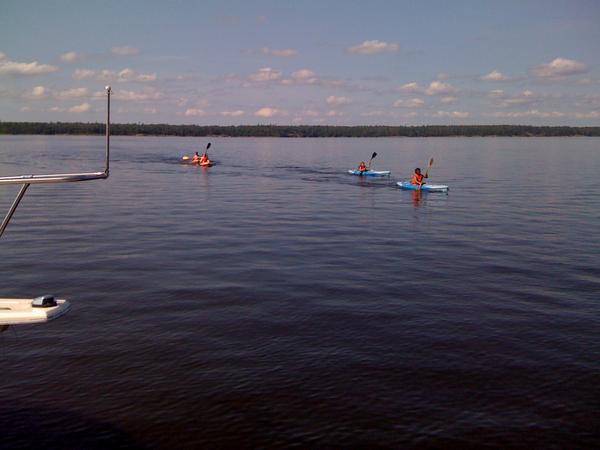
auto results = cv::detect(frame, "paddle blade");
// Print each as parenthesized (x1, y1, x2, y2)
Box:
(371, 152, 377, 159)
(182, 155, 190, 160)
(206, 142, 212, 150)
(425, 157, 434, 177)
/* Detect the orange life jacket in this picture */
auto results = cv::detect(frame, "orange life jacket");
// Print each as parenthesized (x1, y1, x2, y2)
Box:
(411, 173, 424, 184)
(358, 163, 367, 172)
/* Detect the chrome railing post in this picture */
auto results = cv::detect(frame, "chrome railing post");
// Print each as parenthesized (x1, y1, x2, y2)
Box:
(105, 85, 111, 176)
(0, 184, 30, 238)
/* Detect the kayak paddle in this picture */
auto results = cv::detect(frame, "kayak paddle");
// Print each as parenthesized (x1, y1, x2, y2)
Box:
(204, 142, 211, 157)
(182, 155, 190, 161)
(367, 152, 377, 169)
(424, 157, 434, 178)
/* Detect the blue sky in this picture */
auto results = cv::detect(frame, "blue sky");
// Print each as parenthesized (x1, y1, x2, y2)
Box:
(1, 0, 599, 125)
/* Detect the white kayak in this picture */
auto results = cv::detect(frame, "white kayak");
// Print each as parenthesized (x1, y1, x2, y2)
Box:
(348, 170, 391, 177)
(397, 181, 449, 192)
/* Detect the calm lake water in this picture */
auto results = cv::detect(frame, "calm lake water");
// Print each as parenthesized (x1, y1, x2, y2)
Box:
(1, 135, 599, 449)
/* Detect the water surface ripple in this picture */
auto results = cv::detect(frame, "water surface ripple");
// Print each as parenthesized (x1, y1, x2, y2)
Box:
(1, 136, 599, 448)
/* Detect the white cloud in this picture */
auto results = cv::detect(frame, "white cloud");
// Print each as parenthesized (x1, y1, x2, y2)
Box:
(144, 107, 158, 114)
(249, 67, 282, 82)
(261, 47, 298, 57)
(113, 88, 162, 101)
(98, 70, 117, 81)
(302, 109, 320, 117)
(73, 69, 95, 80)
(176, 97, 189, 107)
(56, 87, 89, 99)
(255, 107, 285, 118)
(497, 90, 538, 107)
(481, 70, 509, 81)
(326, 110, 345, 117)
(221, 110, 245, 117)
(435, 110, 470, 118)
(532, 58, 587, 78)
(49, 106, 63, 112)
(280, 69, 320, 86)
(0, 56, 58, 75)
(60, 51, 80, 63)
(489, 109, 564, 118)
(425, 81, 457, 96)
(399, 82, 422, 93)
(393, 98, 425, 108)
(29, 86, 47, 98)
(361, 110, 388, 117)
(488, 89, 504, 98)
(184, 108, 207, 117)
(574, 111, 600, 119)
(348, 40, 399, 55)
(440, 96, 457, 103)
(74, 68, 156, 82)
(326, 95, 352, 106)
(111, 46, 140, 56)
(291, 69, 318, 84)
(118, 68, 157, 82)
(69, 103, 91, 113)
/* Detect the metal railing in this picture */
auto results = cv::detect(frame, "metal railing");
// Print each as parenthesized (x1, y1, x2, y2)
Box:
(0, 86, 111, 238)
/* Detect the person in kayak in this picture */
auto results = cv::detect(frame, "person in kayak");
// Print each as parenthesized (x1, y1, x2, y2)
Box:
(192, 152, 201, 164)
(411, 167, 428, 186)
(199, 152, 209, 164)
(358, 161, 368, 172)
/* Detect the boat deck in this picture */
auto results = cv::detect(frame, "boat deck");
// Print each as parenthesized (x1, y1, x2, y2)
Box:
(0, 299, 71, 325)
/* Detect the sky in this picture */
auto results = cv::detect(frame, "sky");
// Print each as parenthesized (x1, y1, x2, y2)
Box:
(1, 0, 599, 126)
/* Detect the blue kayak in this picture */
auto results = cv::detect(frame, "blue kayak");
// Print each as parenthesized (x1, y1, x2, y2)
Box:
(397, 181, 449, 192)
(348, 170, 391, 177)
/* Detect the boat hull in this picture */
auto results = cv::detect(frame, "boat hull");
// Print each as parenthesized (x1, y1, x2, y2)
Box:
(0, 298, 71, 325)
(397, 181, 449, 192)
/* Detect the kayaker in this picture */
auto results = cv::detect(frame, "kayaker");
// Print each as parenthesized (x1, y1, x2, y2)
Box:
(358, 161, 368, 172)
(411, 167, 427, 186)
(200, 152, 209, 164)
(191, 152, 201, 164)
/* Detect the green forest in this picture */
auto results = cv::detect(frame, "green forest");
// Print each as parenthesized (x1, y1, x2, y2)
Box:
(1, 122, 599, 137)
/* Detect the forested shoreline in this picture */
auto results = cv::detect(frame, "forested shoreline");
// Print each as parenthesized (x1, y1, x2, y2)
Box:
(1, 122, 599, 137)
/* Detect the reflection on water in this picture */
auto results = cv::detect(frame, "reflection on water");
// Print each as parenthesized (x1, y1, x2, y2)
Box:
(1, 136, 599, 448)
(411, 189, 423, 206)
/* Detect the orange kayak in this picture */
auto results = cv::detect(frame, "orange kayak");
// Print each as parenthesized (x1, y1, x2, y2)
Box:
(191, 160, 212, 167)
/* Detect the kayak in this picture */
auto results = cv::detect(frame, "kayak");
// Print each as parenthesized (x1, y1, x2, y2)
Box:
(397, 181, 449, 192)
(190, 160, 213, 167)
(348, 170, 391, 177)
(182, 155, 212, 166)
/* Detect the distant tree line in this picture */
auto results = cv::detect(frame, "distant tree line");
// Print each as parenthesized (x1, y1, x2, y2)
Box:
(1, 122, 599, 137)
